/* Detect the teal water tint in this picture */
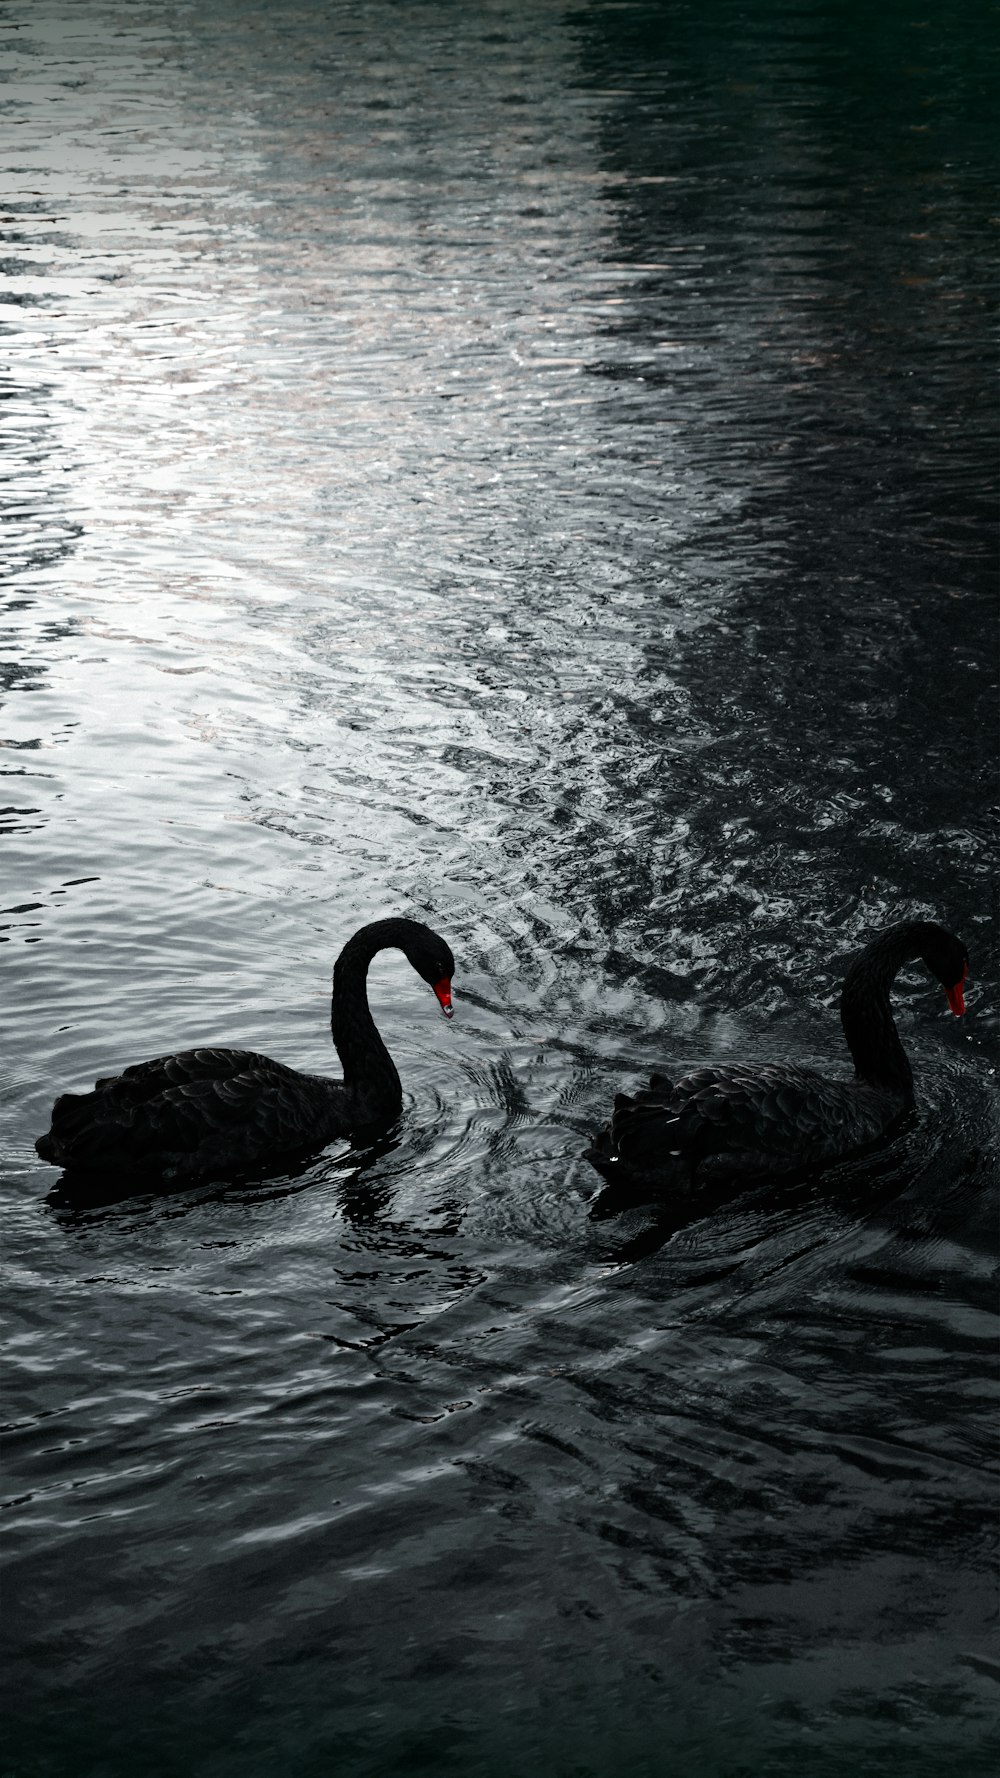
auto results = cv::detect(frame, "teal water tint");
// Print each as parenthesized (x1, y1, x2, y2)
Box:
(2, 1, 998, 1774)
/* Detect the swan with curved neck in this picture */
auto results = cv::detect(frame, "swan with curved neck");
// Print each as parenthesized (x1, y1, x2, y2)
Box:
(586, 921, 968, 1189)
(36, 917, 455, 1183)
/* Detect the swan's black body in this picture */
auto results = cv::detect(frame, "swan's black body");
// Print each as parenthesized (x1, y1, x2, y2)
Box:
(586, 922, 968, 1190)
(36, 918, 455, 1183)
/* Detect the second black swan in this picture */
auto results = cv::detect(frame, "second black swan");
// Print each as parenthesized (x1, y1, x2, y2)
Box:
(36, 917, 455, 1183)
(586, 921, 968, 1189)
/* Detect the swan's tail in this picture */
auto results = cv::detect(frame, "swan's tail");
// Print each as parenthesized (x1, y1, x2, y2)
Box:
(585, 1120, 694, 1191)
(36, 1091, 95, 1167)
(36, 1085, 148, 1173)
(582, 1127, 618, 1181)
(584, 1066, 697, 1191)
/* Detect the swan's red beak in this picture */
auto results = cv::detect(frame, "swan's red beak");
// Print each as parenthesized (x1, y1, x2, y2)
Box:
(433, 977, 454, 1019)
(945, 964, 966, 1017)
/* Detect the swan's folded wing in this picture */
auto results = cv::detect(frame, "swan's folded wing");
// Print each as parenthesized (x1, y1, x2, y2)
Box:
(42, 1055, 344, 1175)
(147, 1067, 340, 1166)
(672, 1064, 889, 1163)
(94, 1047, 275, 1099)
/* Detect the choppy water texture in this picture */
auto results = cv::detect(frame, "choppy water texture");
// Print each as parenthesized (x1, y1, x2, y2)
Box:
(2, 2, 998, 1774)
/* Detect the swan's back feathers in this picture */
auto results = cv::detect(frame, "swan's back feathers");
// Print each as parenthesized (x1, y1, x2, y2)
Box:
(595, 1062, 903, 1184)
(37, 1047, 349, 1180)
(92, 1046, 257, 1097)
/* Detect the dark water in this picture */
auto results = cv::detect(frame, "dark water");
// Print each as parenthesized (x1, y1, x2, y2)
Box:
(2, 2, 998, 1773)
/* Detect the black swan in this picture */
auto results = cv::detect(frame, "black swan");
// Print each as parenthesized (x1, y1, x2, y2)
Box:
(36, 917, 455, 1183)
(586, 921, 968, 1189)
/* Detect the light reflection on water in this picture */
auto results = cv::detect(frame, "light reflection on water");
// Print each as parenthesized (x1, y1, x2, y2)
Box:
(2, 2, 997, 1774)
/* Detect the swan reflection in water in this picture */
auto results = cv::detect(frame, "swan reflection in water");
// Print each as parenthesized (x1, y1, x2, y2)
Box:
(44, 1124, 408, 1227)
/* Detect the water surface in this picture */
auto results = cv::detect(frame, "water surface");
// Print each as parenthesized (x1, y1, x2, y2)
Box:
(2, 3, 997, 1774)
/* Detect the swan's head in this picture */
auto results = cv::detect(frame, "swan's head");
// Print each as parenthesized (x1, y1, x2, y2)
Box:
(403, 926, 456, 1020)
(924, 927, 969, 1016)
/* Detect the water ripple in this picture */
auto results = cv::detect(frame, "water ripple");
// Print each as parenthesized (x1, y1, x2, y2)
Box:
(3, 1, 997, 1773)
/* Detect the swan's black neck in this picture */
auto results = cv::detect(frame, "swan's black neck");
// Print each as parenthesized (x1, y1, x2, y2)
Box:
(839, 923, 938, 1096)
(330, 920, 413, 1120)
